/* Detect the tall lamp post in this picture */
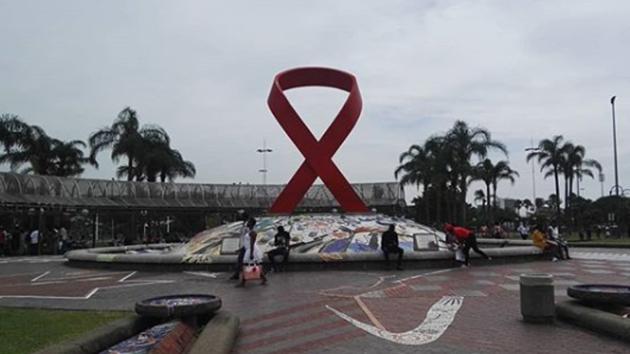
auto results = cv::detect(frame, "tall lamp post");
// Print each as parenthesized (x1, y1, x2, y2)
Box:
(611, 96, 620, 196)
(257, 139, 273, 185)
(525, 142, 540, 209)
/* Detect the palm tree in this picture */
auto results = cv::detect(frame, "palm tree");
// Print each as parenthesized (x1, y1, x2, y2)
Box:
(89, 107, 167, 181)
(396, 144, 430, 222)
(446, 121, 507, 224)
(133, 130, 196, 182)
(49, 140, 92, 177)
(563, 143, 601, 201)
(472, 159, 493, 214)
(473, 189, 486, 209)
(527, 135, 565, 215)
(472, 159, 518, 221)
(491, 160, 519, 208)
(0, 117, 92, 176)
(0, 114, 27, 155)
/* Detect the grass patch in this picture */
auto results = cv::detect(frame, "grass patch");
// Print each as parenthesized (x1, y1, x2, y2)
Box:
(0, 308, 131, 354)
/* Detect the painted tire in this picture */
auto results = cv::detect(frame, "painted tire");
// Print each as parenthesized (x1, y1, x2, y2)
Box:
(567, 284, 630, 306)
(135, 294, 222, 318)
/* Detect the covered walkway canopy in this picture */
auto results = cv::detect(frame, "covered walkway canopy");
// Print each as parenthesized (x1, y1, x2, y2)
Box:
(0, 172, 405, 211)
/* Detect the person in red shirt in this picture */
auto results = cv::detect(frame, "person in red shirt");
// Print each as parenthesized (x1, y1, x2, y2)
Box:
(444, 223, 491, 266)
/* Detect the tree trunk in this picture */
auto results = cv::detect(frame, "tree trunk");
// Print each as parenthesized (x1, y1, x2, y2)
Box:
(486, 183, 491, 224)
(127, 154, 133, 181)
(553, 165, 561, 216)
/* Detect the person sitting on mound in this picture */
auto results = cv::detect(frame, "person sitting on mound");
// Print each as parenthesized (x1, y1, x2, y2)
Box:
(381, 224, 403, 270)
(532, 225, 562, 262)
(267, 226, 291, 272)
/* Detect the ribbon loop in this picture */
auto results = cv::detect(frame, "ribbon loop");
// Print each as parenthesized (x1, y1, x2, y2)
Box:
(268, 67, 369, 213)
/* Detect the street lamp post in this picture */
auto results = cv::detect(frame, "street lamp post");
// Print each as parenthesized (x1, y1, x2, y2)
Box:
(257, 139, 273, 185)
(611, 96, 620, 196)
(525, 142, 540, 208)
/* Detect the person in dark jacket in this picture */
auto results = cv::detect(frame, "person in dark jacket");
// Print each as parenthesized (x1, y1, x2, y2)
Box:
(267, 226, 291, 272)
(381, 224, 403, 270)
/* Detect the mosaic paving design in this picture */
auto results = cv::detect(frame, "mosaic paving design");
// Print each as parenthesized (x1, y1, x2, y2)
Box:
(100, 321, 178, 354)
(179, 214, 445, 263)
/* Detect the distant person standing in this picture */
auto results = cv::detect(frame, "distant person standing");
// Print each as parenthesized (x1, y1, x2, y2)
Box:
(29, 229, 39, 255)
(267, 226, 291, 272)
(444, 223, 491, 267)
(0, 227, 6, 256)
(381, 224, 403, 270)
(517, 222, 529, 240)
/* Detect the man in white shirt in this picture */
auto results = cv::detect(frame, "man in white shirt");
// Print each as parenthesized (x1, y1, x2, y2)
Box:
(230, 217, 256, 280)
(517, 222, 529, 240)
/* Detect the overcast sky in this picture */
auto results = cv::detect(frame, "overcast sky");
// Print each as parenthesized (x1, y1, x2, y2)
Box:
(2, 0, 630, 204)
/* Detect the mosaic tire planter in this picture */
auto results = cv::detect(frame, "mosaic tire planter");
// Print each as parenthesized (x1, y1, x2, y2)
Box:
(135, 294, 222, 318)
(567, 284, 630, 306)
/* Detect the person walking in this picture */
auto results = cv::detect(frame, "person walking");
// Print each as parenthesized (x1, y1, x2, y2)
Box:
(381, 224, 404, 270)
(444, 223, 491, 267)
(239, 229, 267, 287)
(230, 216, 255, 280)
(267, 226, 291, 272)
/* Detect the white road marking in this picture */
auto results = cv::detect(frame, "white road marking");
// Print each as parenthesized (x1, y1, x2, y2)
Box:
(394, 268, 453, 284)
(184, 271, 220, 278)
(118, 271, 137, 283)
(0, 270, 174, 300)
(30, 271, 50, 282)
(328, 296, 463, 345)
(573, 252, 630, 262)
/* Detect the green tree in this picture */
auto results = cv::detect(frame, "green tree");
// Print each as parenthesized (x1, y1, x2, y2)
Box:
(446, 121, 507, 224)
(89, 107, 167, 181)
(527, 135, 565, 215)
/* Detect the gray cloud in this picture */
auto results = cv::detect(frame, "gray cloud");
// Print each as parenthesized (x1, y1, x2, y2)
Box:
(1, 0, 630, 203)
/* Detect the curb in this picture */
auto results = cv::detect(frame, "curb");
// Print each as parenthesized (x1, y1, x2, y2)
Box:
(188, 311, 240, 354)
(556, 300, 630, 342)
(568, 243, 630, 249)
(33, 315, 158, 354)
(66, 246, 545, 272)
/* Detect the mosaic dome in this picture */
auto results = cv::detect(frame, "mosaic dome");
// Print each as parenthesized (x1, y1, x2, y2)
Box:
(179, 213, 446, 263)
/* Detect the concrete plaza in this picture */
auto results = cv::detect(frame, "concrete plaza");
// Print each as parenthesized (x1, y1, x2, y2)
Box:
(0, 249, 629, 353)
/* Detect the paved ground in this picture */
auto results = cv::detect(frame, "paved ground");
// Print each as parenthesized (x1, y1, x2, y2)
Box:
(0, 249, 628, 353)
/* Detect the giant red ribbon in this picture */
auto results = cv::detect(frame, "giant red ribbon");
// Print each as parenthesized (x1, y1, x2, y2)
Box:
(268, 67, 369, 213)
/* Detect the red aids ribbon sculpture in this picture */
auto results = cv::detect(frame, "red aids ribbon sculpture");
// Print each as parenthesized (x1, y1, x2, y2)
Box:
(268, 67, 369, 214)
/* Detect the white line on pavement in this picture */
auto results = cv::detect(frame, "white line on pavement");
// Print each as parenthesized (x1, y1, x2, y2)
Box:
(30, 271, 50, 282)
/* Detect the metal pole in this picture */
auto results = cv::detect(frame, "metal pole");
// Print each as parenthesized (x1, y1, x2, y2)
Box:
(576, 175, 580, 198)
(525, 141, 539, 209)
(612, 96, 619, 196)
(257, 139, 273, 185)
(599, 173, 605, 197)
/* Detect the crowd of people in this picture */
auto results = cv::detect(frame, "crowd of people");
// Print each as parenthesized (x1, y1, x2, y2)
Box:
(0, 225, 75, 256)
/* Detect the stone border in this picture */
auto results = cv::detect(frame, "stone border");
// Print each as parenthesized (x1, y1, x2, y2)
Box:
(568, 242, 630, 249)
(556, 300, 630, 342)
(33, 311, 240, 354)
(32, 315, 159, 354)
(188, 311, 240, 354)
(66, 243, 545, 272)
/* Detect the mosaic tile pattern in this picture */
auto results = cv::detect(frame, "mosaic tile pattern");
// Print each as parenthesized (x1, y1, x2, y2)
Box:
(180, 214, 445, 263)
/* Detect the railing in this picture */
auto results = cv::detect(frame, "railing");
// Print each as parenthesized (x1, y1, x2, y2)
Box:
(0, 172, 404, 209)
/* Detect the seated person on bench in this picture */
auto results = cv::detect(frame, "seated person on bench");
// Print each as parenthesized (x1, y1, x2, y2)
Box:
(267, 226, 291, 272)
